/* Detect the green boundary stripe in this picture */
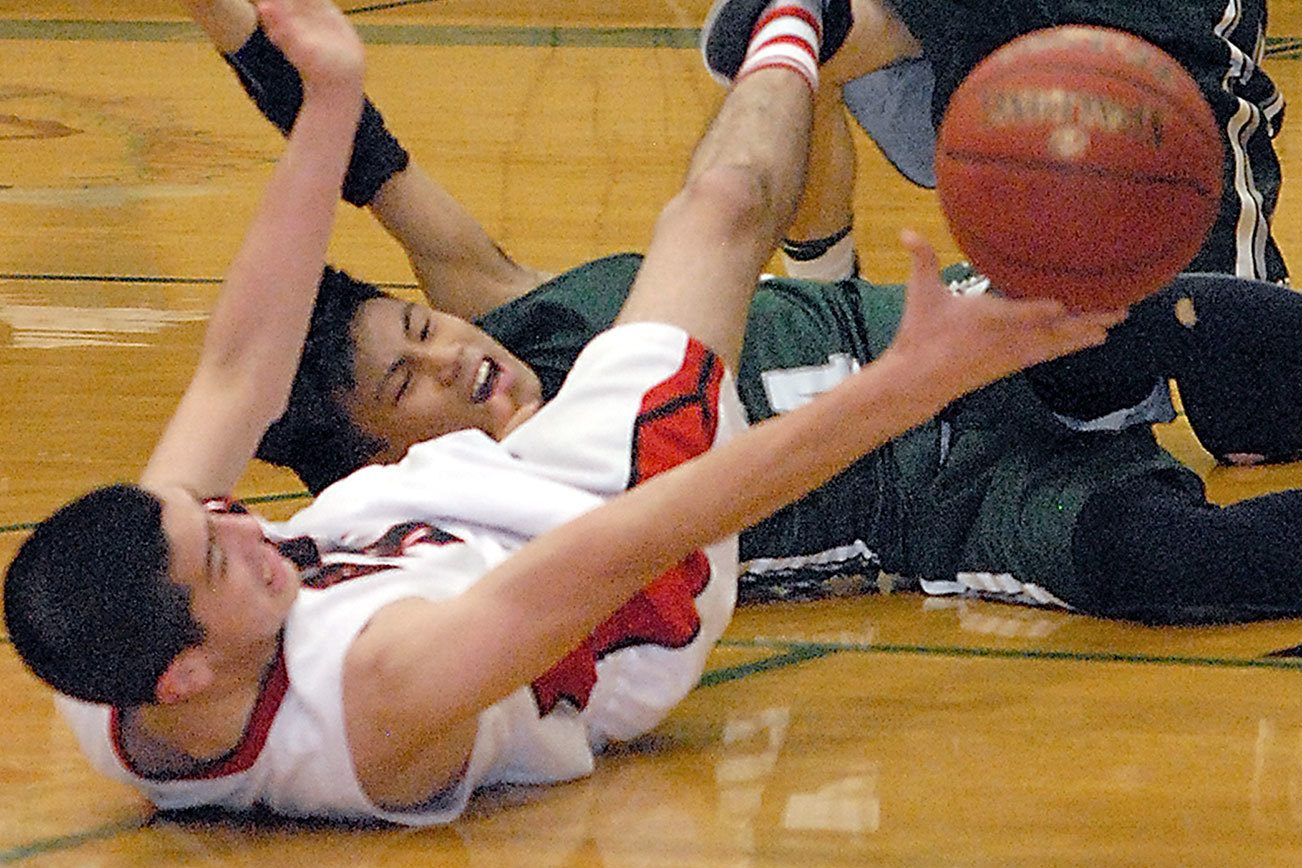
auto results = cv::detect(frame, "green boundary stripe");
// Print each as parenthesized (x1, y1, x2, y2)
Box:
(1266, 35, 1302, 59)
(699, 644, 840, 688)
(0, 272, 417, 292)
(0, 818, 147, 865)
(1, 19, 1299, 55)
(0, 20, 698, 48)
(720, 637, 1302, 671)
(0, 491, 309, 536)
(0, 20, 198, 42)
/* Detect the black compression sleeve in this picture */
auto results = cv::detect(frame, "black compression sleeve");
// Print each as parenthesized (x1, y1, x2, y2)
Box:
(223, 27, 410, 206)
(1025, 276, 1302, 462)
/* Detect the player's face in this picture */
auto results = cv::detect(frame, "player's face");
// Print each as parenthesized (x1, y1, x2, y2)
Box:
(345, 297, 543, 461)
(153, 487, 299, 652)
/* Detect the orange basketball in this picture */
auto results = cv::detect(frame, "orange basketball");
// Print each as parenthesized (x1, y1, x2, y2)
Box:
(935, 26, 1223, 310)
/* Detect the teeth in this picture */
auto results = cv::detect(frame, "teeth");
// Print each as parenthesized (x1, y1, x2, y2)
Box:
(471, 358, 497, 403)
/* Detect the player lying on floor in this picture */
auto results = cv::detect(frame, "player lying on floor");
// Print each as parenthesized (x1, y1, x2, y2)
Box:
(4, 0, 1117, 825)
(191, 0, 1301, 622)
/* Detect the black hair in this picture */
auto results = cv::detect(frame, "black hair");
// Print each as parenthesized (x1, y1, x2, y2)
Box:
(3, 484, 205, 706)
(256, 266, 388, 494)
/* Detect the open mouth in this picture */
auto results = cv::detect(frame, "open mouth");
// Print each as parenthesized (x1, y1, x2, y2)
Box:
(471, 357, 501, 404)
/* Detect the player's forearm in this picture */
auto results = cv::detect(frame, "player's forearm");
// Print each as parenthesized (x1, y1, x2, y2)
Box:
(146, 0, 366, 492)
(369, 164, 546, 319)
(145, 85, 362, 492)
(203, 86, 362, 393)
(476, 349, 943, 687)
(185, 0, 256, 54)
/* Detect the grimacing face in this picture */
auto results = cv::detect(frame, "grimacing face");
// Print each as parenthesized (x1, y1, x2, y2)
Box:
(344, 297, 543, 462)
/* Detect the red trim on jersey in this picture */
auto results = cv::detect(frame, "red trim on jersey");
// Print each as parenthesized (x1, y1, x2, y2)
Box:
(629, 336, 723, 484)
(531, 338, 723, 716)
(109, 648, 290, 781)
(300, 521, 462, 589)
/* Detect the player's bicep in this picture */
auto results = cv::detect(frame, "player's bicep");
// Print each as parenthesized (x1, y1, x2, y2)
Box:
(139, 371, 271, 495)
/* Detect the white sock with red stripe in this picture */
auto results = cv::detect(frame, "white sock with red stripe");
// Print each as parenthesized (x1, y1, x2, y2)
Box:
(735, 1, 824, 91)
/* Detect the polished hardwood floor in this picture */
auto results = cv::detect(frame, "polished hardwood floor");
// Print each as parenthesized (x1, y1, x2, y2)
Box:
(1, 2, 1300, 864)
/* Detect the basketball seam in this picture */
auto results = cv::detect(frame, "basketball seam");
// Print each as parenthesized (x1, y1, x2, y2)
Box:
(953, 225, 1203, 278)
(937, 149, 1220, 197)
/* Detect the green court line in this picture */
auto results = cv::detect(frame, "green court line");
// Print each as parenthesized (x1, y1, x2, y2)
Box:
(0, 272, 222, 285)
(344, 0, 440, 14)
(0, 818, 148, 865)
(1, 18, 1299, 56)
(0, 272, 420, 294)
(0, 19, 698, 48)
(721, 637, 1302, 671)
(698, 644, 841, 688)
(0, 490, 309, 536)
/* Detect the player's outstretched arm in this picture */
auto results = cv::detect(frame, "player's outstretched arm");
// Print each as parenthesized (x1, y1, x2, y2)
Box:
(340, 231, 1123, 804)
(458, 233, 1124, 674)
(185, 0, 545, 320)
(142, 0, 364, 495)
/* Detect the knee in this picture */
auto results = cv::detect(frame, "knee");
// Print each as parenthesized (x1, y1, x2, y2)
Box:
(662, 164, 774, 245)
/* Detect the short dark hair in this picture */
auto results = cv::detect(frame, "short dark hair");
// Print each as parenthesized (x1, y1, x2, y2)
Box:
(256, 266, 387, 494)
(4, 484, 205, 706)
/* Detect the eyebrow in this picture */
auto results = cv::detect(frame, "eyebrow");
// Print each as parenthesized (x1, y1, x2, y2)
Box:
(373, 302, 418, 402)
(203, 513, 221, 589)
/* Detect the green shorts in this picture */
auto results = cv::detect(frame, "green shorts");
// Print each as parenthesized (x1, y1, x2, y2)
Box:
(899, 373, 1194, 607)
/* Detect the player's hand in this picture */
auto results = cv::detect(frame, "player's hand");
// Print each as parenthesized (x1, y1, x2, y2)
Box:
(887, 229, 1127, 404)
(255, 0, 363, 98)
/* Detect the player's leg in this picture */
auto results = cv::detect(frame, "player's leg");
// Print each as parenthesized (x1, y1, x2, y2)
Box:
(921, 421, 1302, 624)
(1160, 274, 1302, 463)
(507, 0, 845, 480)
(1047, 0, 1288, 282)
(621, 0, 843, 372)
(1169, 0, 1287, 283)
(1024, 273, 1302, 463)
(780, 87, 861, 280)
(1071, 477, 1302, 625)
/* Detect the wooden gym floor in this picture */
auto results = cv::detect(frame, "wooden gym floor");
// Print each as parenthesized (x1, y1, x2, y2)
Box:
(1, 1, 1301, 864)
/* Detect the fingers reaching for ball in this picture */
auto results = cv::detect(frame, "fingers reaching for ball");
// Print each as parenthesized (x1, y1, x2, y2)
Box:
(891, 227, 1128, 405)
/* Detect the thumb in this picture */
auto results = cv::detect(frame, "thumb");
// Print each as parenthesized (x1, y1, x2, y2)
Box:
(900, 229, 940, 283)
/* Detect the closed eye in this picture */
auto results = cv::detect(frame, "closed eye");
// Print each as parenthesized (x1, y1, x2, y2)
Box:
(402, 303, 432, 343)
(205, 515, 225, 589)
(394, 368, 413, 404)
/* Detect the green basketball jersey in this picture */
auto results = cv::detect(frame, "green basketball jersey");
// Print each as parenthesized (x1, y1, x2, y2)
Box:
(477, 253, 917, 601)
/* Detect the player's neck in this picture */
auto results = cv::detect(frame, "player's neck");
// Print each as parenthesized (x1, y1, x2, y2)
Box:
(127, 648, 279, 775)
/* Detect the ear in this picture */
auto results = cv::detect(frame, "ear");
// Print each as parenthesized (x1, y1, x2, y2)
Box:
(154, 647, 214, 705)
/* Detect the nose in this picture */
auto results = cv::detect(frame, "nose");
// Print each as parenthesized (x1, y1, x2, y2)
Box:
(411, 340, 462, 387)
(215, 510, 266, 550)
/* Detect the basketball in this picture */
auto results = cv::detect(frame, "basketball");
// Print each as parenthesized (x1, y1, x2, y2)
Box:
(935, 26, 1224, 310)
